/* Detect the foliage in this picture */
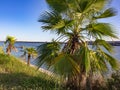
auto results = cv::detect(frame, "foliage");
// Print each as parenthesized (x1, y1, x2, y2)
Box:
(37, 0, 118, 89)
(4, 36, 17, 55)
(21, 47, 38, 65)
(107, 70, 120, 90)
(36, 40, 60, 69)
(5, 36, 16, 45)
(22, 47, 37, 57)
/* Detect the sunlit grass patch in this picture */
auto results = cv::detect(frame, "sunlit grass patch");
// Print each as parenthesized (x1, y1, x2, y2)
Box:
(0, 53, 62, 89)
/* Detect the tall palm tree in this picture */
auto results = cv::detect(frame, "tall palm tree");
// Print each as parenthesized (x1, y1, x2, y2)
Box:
(4, 36, 17, 55)
(21, 47, 37, 65)
(37, 0, 119, 89)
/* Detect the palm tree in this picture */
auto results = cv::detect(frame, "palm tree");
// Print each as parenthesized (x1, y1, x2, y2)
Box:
(4, 36, 17, 55)
(21, 47, 37, 65)
(37, 0, 119, 89)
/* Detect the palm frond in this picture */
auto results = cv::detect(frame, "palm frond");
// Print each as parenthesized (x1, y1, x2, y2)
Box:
(21, 47, 37, 58)
(77, 0, 106, 13)
(38, 11, 61, 24)
(91, 0, 107, 11)
(104, 52, 118, 70)
(36, 40, 60, 68)
(93, 39, 113, 52)
(94, 8, 117, 19)
(52, 53, 80, 77)
(46, 0, 68, 13)
(4, 40, 8, 44)
(5, 36, 16, 45)
(91, 50, 108, 72)
(87, 23, 118, 39)
(39, 11, 74, 35)
(78, 44, 91, 74)
(95, 49, 118, 71)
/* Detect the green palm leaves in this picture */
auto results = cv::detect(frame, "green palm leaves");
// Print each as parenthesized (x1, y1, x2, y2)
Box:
(46, 0, 107, 13)
(94, 8, 116, 19)
(4, 36, 17, 55)
(25, 48, 37, 56)
(39, 11, 74, 35)
(36, 40, 60, 68)
(38, 0, 118, 89)
(21, 47, 37, 65)
(5, 36, 16, 45)
(53, 53, 80, 77)
(36, 41, 80, 77)
(87, 23, 117, 39)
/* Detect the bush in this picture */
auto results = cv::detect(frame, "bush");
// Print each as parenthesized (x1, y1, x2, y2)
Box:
(107, 70, 120, 90)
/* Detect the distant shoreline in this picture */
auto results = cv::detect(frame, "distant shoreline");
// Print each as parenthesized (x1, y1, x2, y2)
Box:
(88, 41, 120, 46)
(0, 41, 120, 46)
(0, 41, 45, 43)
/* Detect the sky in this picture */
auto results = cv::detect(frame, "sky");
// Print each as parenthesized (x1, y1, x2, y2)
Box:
(0, 0, 120, 42)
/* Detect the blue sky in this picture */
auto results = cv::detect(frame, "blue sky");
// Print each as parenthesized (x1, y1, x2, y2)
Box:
(0, 0, 120, 41)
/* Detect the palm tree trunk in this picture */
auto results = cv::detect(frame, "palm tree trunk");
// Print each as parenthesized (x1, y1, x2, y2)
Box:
(66, 74, 88, 90)
(6, 45, 11, 55)
(66, 76, 79, 90)
(27, 54, 31, 65)
(80, 73, 87, 90)
(86, 77, 92, 90)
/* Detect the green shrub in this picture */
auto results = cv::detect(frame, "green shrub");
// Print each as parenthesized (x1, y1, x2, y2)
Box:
(107, 70, 120, 90)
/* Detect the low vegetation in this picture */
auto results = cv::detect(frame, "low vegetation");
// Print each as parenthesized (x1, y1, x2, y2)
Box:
(0, 53, 62, 90)
(107, 70, 120, 90)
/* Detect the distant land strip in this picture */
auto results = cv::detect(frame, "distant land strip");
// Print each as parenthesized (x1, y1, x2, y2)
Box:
(87, 41, 120, 46)
(0, 41, 120, 46)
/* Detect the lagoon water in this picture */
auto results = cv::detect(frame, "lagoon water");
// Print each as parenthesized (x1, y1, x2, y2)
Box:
(0, 41, 120, 66)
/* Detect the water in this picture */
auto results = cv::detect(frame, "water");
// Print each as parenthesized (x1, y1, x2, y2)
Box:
(0, 42, 120, 65)
(112, 46, 120, 61)
(0, 42, 43, 65)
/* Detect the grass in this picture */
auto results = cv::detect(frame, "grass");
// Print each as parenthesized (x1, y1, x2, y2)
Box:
(0, 53, 62, 90)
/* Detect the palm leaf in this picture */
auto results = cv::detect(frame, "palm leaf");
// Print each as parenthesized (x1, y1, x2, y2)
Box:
(91, 50, 108, 72)
(21, 47, 37, 59)
(95, 49, 118, 71)
(39, 11, 61, 24)
(52, 53, 80, 77)
(36, 40, 60, 68)
(94, 8, 116, 19)
(78, 44, 90, 74)
(87, 23, 118, 38)
(46, 0, 68, 13)
(5, 36, 16, 45)
(93, 39, 113, 52)
(91, 0, 107, 11)
(39, 11, 74, 34)
(77, 0, 106, 13)
(104, 52, 118, 70)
